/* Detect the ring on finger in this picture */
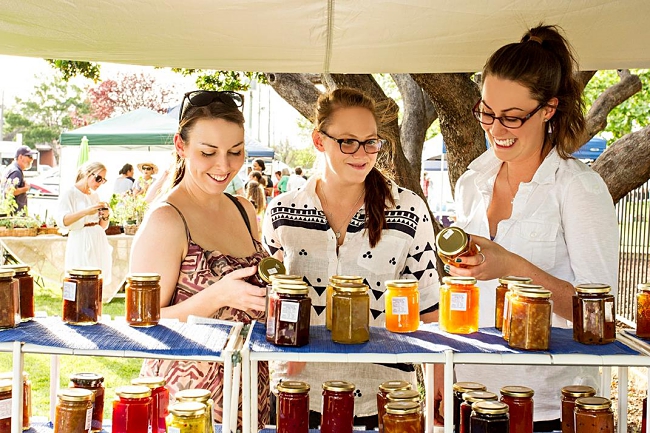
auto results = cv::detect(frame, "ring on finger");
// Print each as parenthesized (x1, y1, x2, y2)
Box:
(477, 252, 486, 265)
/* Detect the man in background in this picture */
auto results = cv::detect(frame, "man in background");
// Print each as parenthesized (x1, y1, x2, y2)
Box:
(287, 166, 307, 191)
(2, 145, 37, 213)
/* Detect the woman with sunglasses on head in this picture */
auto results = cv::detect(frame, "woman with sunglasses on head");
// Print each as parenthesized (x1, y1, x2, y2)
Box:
(130, 90, 270, 429)
(449, 25, 618, 430)
(55, 161, 113, 285)
(263, 88, 439, 429)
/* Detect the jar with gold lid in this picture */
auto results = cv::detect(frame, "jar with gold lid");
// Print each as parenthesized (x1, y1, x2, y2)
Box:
(459, 391, 498, 433)
(439, 276, 479, 334)
(453, 382, 486, 433)
(54, 388, 94, 433)
(111, 385, 152, 433)
(572, 283, 616, 344)
(166, 401, 206, 433)
(131, 376, 168, 433)
(383, 401, 422, 433)
(331, 282, 370, 344)
(63, 268, 103, 325)
(574, 397, 614, 433)
(0, 379, 12, 433)
(276, 381, 310, 433)
(507, 284, 552, 350)
(0, 269, 18, 330)
(385, 279, 420, 333)
(326, 275, 364, 330)
(637, 283, 650, 338)
(377, 381, 413, 433)
(175, 388, 214, 433)
(495, 276, 532, 331)
(69, 373, 104, 432)
(500, 386, 534, 433)
(0, 371, 31, 431)
(125, 273, 161, 327)
(435, 227, 480, 268)
(561, 385, 596, 433)
(1, 264, 34, 321)
(469, 401, 509, 433)
(266, 280, 311, 346)
(265, 274, 303, 340)
(321, 381, 355, 433)
(249, 256, 286, 288)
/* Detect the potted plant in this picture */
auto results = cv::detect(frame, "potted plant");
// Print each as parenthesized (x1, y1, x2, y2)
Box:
(110, 193, 149, 235)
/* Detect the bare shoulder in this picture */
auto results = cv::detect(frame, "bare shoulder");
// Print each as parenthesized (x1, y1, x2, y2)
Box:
(235, 195, 258, 221)
(134, 203, 188, 248)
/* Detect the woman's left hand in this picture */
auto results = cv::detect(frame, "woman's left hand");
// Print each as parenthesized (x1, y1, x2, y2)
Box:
(446, 235, 521, 281)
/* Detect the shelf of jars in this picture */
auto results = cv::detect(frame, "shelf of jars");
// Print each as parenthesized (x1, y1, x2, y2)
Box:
(24, 420, 227, 432)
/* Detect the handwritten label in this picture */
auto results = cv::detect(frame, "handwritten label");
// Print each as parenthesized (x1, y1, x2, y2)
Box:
(391, 297, 409, 315)
(280, 301, 299, 323)
(450, 292, 468, 311)
(62, 281, 77, 302)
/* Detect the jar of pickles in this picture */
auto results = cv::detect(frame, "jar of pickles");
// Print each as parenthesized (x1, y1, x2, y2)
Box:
(560, 385, 596, 433)
(111, 385, 152, 433)
(435, 227, 479, 268)
(166, 402, 206, 433)
(2, 265, 34, 321)
(507, 285, 552, 351)
(175, 388, 214, 433)
(69, 373, 104, 432)
(377, 381, 412, 433)
(500, 386, 534, 433)
(574, 397, 614, 433)
(321, 381, 355, 433)
(131, 377, 168, 433)
(331, 282, 370, 344)
(0, 379, 12, 433)
(637, 283, 650, 339)
(453, 382, 486, 433)
(125, 273, 161, 327)
(0, 371, 31, 431)
(383, 401, 422, 433)
(439, 277, 480, 334)
(495, 276, 532, 331)
(572, 283, 616, 344)
(54, 388, 94, 433)
(62, 268, 103, 325)
(276, 381, 310, 433)
(0, 269, 18, 330)
(459, 391, 498, 433)
(266, 280, 311, 347)
(385, 279, 420, 333)
(326, 276, 364, 330)
(469, 401, 509, 433)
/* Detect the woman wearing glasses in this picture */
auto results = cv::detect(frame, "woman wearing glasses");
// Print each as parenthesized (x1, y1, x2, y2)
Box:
(449, 25, 618, 430)
(55, 161, 113, 285)
(263, 88, 439, 429)
(132, 162, 158, 196)
(130, 90, 270, 429)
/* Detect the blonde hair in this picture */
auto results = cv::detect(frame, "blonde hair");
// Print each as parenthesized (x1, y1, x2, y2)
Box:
(76, 161, 106, 182)
(246, 180, 266, 214)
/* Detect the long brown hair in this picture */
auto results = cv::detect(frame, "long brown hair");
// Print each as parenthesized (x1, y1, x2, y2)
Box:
(314, 88, 395, 248)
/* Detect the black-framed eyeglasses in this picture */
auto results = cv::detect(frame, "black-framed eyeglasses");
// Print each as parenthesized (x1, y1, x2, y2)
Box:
(472, 99, 545, 129)
(319, 130, 385, 155)
(178, 90, 245, 122)
(91, 173, 107, 184)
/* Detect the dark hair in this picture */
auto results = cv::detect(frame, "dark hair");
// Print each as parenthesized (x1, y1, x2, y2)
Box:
(254, 159, 266, 171)
(249, 170, 266, 187)
(483, 24, 585, 158)
(118, 163, 133, 175)
(294, 167, 303, 176)
(314, 88, 395, 248)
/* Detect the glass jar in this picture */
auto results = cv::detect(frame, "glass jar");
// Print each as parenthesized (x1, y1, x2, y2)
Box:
(459, 391, 498, 433)
(572, 283, 616, 344)
(276, 381, 310, 433)
(385, 279, 420, 333)
(2, 265, 34, 321)
(175, 388, 214, 433)
(469, 401, 509, 433)
(435, 227, 479, 268)
(642, 395, 647, 433)
(267, 280, 311, 347)
(386, 389, 421, 405)
(377, 381, 412, 433)
(331, 282, 370, 344)
(0, 371, 31, 431)
(383, 401, 422, 433)
(125, 273, 161, 327)
(63, 268, 103, 325)
(439, 276, 480, 334)
(265, 274, 303, 341)
(507, 285, 552, 350)
(574, 397, 614, 433)
(495, 276, 532, 331)
(0, 269, 18, 330)
(500, 386, 533, 433)
(637, 283, 650, 338)
(0, 379, 12, 433)
(452, 382, 486, 433)
(131, 376, 168, 433)
(560, 385, 596, 433)
(326, 275, 364, 330)
(69, 373, 104, 432)
(166, 401, 206, 433)
(111, 385, 152, 433)
(321, 380, 355, 433)
(54, 388, 94, 433)
(249, 256, 286, 288)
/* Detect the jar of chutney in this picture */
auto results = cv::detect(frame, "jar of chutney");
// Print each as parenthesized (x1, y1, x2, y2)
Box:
(69, 373, 104, 432)
(0, 269, 18, 330)
(377, 381, 412, 433)
(572, 283, 616, 344)
(267, 280, 311, 347)
(561, 385, 596, 433)
(125, 273, 161, 327)
(326, 275, 363, 330)
(469, 401, 509, 433)
(507, 285, 552, 351)
(63, 268, 102, 325)
(0, 371, 31, 431)
(276, 381, 310, 433)
(54, 388, 94, 433)
(500, 386, 533, 433)
(439, 277, 480, 334)
(435, 227, 479, 268)
(574, 397, 614, 433)
(385, 279, 420, 333)
(383, 401, 423, 433)
(637, 283, 650, 338)
(495, 276, 532, 331)
(331, 282, 370, 344)
(321, 381, 355, 433)
(453, 381, 486, 433)
(460, 391, 498, 433)
(2, 265, 34, 321)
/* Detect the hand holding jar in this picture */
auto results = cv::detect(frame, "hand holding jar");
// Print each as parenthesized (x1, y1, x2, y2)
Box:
(446, 235, 524, 282)
(215, 266, 267, 314)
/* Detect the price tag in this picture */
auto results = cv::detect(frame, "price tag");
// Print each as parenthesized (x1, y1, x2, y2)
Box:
(605, 300, 614, 322)
(0, 398, 11, 419)
(450, 292, 468, 311)
(279, 301, 299, 323)
(63, 281, 77, 302)
(391, 297, 409, 315)
(85, 407, 92, 430)
(168, 428, 181, 433)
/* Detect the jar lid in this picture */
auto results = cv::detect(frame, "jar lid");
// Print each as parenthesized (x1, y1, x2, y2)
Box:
(0, 379, 11, 392)
(322, 380, 355, 392)
(462, 391, 498, 403)
(575, 396, 611, 410)
(169, 401, 206, 417)
(276, 381, 310, 394)
(500, 386, 534, 398)
(385, 401, 420, 415)
(387, 389, 420, 402)
(379, 380, 412, 392)
(561, 385, 597, 398)
(69, 372, 104, 387)
(115, 385, 151, 399)
(131, 376, 166, 388)
(1, 264, 30, 273)
(442, 276, 477, 286)
(514, 287, 552, 299)
(0, 269, 15, 278)
(269, 274, 303, 282)
(274, 281, 309, 295)
(67, 267, 102, 276)
(575, 283, 611, 294)
(127, 273, 161, 282)
(498, 276, 532, 286)
(511, 283, 544, 292)
(332, 282, 368, 293)
(453, 381, 486, 393)
(472, 400, 509, 415)
(435, 227, 469, 256)
(639, 283, 650, 292)
(58, 388, 93, 402)
(257, 257, 286, 283)
(385, 279, 419, 288)
(176, 388, 211, 402)
(329, 275, 364, 285)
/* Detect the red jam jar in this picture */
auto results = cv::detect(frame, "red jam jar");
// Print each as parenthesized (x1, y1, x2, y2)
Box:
(469, 401, 509, 433)
(383, 401, 423, 433)
(572, 283, 616, 344)
(453, 382, 486, 433)
(112, 385, 152, 433)
(54, 388, 94, 433)
(2, 265, 34, 321)
(69, 373, 104, 432)
(561, 385, 596, 433)
(267, 280, 311, 347)
(495, 276, 532, 331)
(276, 381, 310, 433)
(637, 283, 650, 338)
(377, 381, 412, 433)
(574, 397, 614, 433)
(500, 385, 534, 433)
(0, 269, 18, 330)
(131, 377, 169, 433)
(63, 268, 103, 325)
(321, 380, 355, 433)
(435, 227, 480, 268)
(459, 391, 498, 433)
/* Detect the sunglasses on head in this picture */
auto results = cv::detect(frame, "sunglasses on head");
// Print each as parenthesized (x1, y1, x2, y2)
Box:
(178, 90, 245, 122)
(91, 173, 107, 184)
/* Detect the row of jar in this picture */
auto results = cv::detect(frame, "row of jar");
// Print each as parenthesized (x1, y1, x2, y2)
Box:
(0, 265, 35, 329)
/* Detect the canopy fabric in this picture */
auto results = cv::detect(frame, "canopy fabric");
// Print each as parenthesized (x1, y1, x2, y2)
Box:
(1, 1, 649, 73)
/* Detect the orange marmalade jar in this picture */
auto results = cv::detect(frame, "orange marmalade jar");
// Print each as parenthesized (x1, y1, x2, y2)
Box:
(636, 283, 650, 338)
(385, 279, 420, 333)
(439, 277, 479, 334)
(495, 276, 532, 331)
(326, 275, 363, 330)
(435, 227, 479, 268)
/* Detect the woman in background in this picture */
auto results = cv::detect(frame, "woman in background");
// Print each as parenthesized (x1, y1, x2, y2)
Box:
(246, 180, 266, 237)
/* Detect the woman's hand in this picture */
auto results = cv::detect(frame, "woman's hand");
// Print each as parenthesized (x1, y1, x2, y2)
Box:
(212, 266, 267, 315)
(86, 202, 108, 217)
(447, 235, 522, 281)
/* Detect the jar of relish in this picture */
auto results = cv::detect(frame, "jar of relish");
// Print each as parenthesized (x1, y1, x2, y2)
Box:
(326, 275, 364, 330)
(377, 381, 412, 433)
(452, 382, 486, 433)
(500, 386, 533, 433)
(0, 269, 18, 330)
(435, 227, 480, 268)
(321, 381, 355, 433)
(69, 373, 104, 432)
(439, 276, 479, 334)
(111, 385, 152, 433)
(166, 402, 206, 433)
(637, 283, 650, 338)
(63, 268, 102, 325)
(54, 388, 94, 433)
(507, 285, 552, 351)
(131, 376, 168, 433)
(574, 397, 614, 433)
(495, 276, 532, 331)
(459, 391, 498, 433)
(266, 274, 303, 341)
(331, 282, 370, 344)
(2, 265, 34, 321)
(385, 279, 420, 333)
(469, 401, 509, 433)
(572, 283, 616, 344)
(266, 280, 311, 347)
(276, 381, 310, 433)
(383, 401, 422, 433)
(175, 388, 214, 433)
(561, 385, 596, 433)
(125, 273, 161, 327)
(0, 371, 31, 431)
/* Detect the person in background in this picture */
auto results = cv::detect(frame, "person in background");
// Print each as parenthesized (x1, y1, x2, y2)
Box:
(113, 163, 135, 195)
(252, 158, 274, 198)
(3, 145, 37, 214)
(286, 166, 307, 191)
(248, 170, 266, 188)
(449, 24, 619, 430)
(225, 171, 245, 195)
(277, 168, 290, 195)
(133, 162, 158, 196)
(246, 180, 266, 237)
(421, 171, 429, 199)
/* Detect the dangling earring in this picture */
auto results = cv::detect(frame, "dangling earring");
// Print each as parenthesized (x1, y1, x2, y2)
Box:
(545, 119, 553, 134)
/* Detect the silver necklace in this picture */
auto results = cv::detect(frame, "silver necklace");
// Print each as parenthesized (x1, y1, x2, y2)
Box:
(319, 181, 364, 241)
(505, 164, 519, 204)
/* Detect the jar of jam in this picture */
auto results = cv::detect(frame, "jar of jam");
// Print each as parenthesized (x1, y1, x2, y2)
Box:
(326, 275, 364, 330)
(276, 381, 310, 433)
(175, 388, 214, 433)
(572, 283, 616, 344)
(0, 269, 18, 330)
(507, 284, 552, 351)
(0, 371, 31, 431)
(435, 227, 479, 268)
(63, 268, 103, 325)
(265, 274, 303, 340)
(495, 276, 532, 331)
(377, 381, 412, 433)
(111, 385, 152, 433)
(266, 280, 311, 347)
(166, 401, 206, 433)
(459, 391, 498, 433)
(0, 379, 12, 433)
(331, 282, 370, 344)
(131, 377, 168, 433)
(385, 279, 420, 333)
(321, 380, 355, 433)
(249, 256, 286, 288)
(500, 386, 533, 433)
(469, 401, 509, 433)
(574, 397, 614, 433)
(560, 385, 596, 433)
(54, 388, 94, 433)
(439, 276, 480, 334)
(69, 373, 104, 432)
(125, 273, 161, 327)
(452, 382, 486, 433)
(383, 401, 422, 433)
(637, 283, 650, 338)
(2, 265, 34, 321)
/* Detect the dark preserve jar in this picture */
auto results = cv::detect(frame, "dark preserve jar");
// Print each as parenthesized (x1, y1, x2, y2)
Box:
(470, 401, 509, 433)
(0, 379, 12, 433)
(636, 283, 650, 338)
(63, 268, 102, 325)
(2, 265, 34, 321)
(266, 274, 303, 340)
(499, 386, 533, 433)
(54, 388, 94, 433)
(0, 269, 18, 330)
(131, 376, 169, 433)
(112, 385, 152, 433)
(643, 395, 647, 433)
(453, 382, 486, 433)
(267, 280, 311, 346)
(276, 381, 310, 433)
(383, 401, 422, 433)
(495, 276, 531, 331)
(572, 283, 616, 344)
(125, 273, 161, 327)
(574, 397, 614, 433)
(69, 373, 104, 432)
(435, 227, 479, 268)
(377, 381, 412, 433)
(0, 371, 31, 430)
(561, 385, 596, 433)
(249, 256, 286, 288)
(460, 391, 498, 433)
(321, 380, 355, 433)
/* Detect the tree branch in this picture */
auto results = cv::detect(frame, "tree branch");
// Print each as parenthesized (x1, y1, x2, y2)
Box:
(265, 73, 321, 121)
(390, 74, 430, 171)
(576, 71, 597, 90)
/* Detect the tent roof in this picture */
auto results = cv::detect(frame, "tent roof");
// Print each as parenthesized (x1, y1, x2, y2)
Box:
(1, 1, 649, 73)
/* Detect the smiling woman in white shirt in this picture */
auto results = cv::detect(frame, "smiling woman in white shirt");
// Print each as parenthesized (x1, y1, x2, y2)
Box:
(448, 25, 619, 430)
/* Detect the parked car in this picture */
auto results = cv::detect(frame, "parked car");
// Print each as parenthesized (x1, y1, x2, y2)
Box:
(29, 167, 60, 196)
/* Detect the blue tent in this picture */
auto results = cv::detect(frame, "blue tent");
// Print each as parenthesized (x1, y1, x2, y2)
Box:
(573, 136, 607, 161)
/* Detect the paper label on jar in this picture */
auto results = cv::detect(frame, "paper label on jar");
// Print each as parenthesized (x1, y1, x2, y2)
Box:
(0, 398, 11, 419)
(442, 229, 455, 240)
(391, 296, 409, 315)
(85, 407, 92, 430)
(280, 301, 300, 323)
(605, 300, 614, 322)
(63, 281, 77, 301)
(450, 292, 468, 311)
(168, 428, 181, 433)
(268, 267, 279, 275)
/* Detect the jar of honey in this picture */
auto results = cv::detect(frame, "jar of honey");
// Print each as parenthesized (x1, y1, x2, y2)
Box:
(326, 275, 363, 330)
(331, 282, 370, 344)
(572, 283, 616, 344)
(377, 381, 412, 433)
(266, 280, 311, 347)
(2, 265, 34, 321)
(439, 276, 479, 334)
(166, 402, 206, 433)
(131, 377, 168, 433)
(321, 381, 355, 433)
(125, 273, 161, 327)
(435, 227, 479, 268)
(69, 373, 104, 432)
(111, 385, 152, 433)
(459, 391, 498, 433)
(469, 401, 509, 433)
(383, 401, 423, 433)
(385, 279, 420, 333)
(62, 268, 103, 325)
(495, 276, 532, 331)
(507, 284, 552, 351)
(453, 382, 486, 433)
(0, 371, 31, 430)
(276, 381, 310, 433)
(574, 397, 614, 433)
(500, 386, 534, 433)
(54, 388, 94, 433)
(0, 269, 18, 330)
(561, 385, 596, 433)
(637, 283, 650, 338)
(175, 388, 214, 433)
